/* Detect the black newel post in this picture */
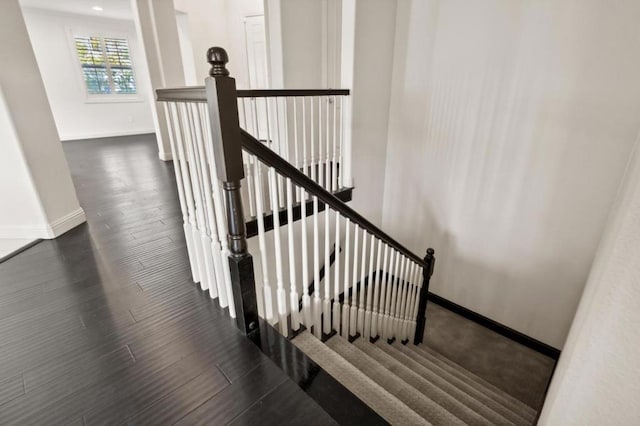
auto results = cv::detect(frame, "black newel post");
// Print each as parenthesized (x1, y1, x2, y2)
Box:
(205, 47, 259, 339)
(414, 248, 435, 345)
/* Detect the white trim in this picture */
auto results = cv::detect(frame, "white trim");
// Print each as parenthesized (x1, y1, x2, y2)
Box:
(48, 208, 87, 237)
(61, 129, 156, 141)
(158, 150, 173, 161)
(83, 96, 146, 104)
(0, 208, 86, 239)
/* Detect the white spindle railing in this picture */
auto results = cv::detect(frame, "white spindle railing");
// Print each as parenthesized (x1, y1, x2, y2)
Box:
(164, 101, 235, 316)
(160, 88, 426, 351)
(240, 156, 425, 342)
(237, 93, 350, 199)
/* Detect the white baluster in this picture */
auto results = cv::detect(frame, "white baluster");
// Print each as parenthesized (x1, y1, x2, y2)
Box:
(333, 211, 341, 333)
(357, 228, 367, 335)
(312, 195, 321, 338)
(384, 250, 399, 340)
(391, 253, 406, 339)
(239, 99, 256, 218)
(322, 205, 332, 335)
(338, 96, 344, 189)
(404, 259, 415, 341)
(292, 97, 301, 203)
(201, 106, 234, 314)
(166, 103, 198, 283)
(267, 166, 287, 335)
(253, 156, 273, 321)
(341, 218, 351, 337)
(403, 262, 418, 341)
(301, 188, 312, 328)
(342, 95, 353, 188)
(325, 96, 331, 191)
(179, 103, 209, 292)
(396, 256, 409, 340)
(410, 263, 422, 342)
(331, 96, 338, 192)
(371, 239, 383, 339)
(318, 97, 325, 189)
(302, 97, 309, 178)
(264, 98, 275, 211)
(287, 177, 299, 331)
(364, 233, 376, 339)
(310, 96, 317, 183)
(349, 224, 359, 337)
(272, 97, 285, 208)
(189, 103, 220, 300)
(378, 243, 390, 339)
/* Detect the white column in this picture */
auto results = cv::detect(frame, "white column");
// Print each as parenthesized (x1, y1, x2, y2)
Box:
(0, 0, 84, 240)
(339, 0, 355, 188)
(131, 0, 185, 161)
(539, 140, 640, 425)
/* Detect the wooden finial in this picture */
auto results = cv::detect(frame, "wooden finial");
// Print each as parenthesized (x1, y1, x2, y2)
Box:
(207, 47, 230, 77)
(425, 248, 435, 277)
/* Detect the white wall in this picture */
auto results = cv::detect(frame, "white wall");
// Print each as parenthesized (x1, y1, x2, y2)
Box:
(0, 89, 48, 236)
(0, 0, 84, 239)
(175, 11, 198, 85)
(21, 8, 155, 140)
(539, 137, 640, 425)
(382, 0, 640, 348)
(279, 0, 323, 88)
(174, 0, 263, 88)
(131, 0, 186, 161)
(173, 0, 230, 84)
(347, 0, 397, 226)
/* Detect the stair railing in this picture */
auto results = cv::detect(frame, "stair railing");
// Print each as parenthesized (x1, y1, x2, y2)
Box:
(156, 47, 434, 345)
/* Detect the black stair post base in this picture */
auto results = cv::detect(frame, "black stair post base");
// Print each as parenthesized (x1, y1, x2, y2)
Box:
(387, 337, 396, 344)
(321, 330, 337, 343)
(228, 253, 260, 341)
(401, 339, 409, 345)
(348, 333, 361, 343)
(288, 323, 307, 340)
(369, 335, 380, 343)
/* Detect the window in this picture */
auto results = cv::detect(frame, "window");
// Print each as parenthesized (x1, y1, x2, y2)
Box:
(74, 36, 137, 96)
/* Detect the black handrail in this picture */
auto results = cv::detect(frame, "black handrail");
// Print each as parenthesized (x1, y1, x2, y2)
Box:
(156, 87, 349, 103)
(237, 89, 349, 97)
(240, 128, 425, 267)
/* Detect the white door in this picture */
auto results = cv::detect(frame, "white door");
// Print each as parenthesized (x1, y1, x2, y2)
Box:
(244, 15, 268, 89)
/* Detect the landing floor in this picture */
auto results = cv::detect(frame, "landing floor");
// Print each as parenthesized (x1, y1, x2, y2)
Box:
(424, 303, 555, 409)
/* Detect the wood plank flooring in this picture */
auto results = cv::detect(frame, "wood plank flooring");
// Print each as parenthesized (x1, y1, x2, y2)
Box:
(0, 134, 335, 425)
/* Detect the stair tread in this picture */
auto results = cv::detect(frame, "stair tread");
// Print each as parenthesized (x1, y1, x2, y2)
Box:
(407, 343, 537, 420)
(292, 331, 430, 426)
(327, 335, 466, 426)
(355, 339, 519, 426)
(378, 342, 532, 426)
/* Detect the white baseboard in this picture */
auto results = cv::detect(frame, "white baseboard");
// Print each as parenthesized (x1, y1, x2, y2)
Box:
(48, 208, 86, 238)
(159, 151, 173, 161)
(61, 129, 156, 141)
(0, 208, 86, 239)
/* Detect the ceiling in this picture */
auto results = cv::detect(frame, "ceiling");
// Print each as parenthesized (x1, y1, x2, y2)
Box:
(19, 0, 133, 20)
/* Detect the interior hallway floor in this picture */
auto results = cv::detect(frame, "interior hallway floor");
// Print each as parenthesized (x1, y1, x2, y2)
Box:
(0, 134, 334, 425)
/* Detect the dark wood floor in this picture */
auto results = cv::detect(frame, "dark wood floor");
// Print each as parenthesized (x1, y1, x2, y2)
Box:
(0, 134, 335, 425)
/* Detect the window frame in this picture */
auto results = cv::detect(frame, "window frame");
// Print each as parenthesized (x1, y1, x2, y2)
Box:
(69, 29, 143, 104)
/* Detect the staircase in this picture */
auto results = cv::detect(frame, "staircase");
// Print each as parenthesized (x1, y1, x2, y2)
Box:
(294, 332, 537, 425)
(155, 47, 540, 425)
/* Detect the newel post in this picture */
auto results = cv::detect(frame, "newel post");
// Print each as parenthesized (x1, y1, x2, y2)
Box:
(205, 47, 259, 339)
(414, 248, 435, 345)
